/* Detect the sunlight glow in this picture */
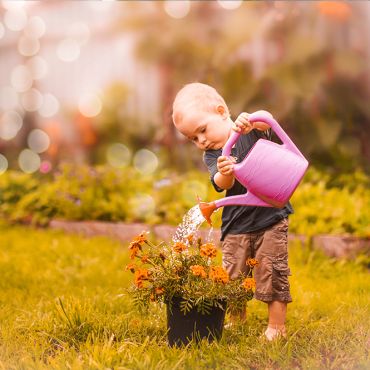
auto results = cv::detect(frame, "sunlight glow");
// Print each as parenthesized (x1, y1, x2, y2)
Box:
(24, 16, 46, 39)
(78, 93, 102, 117)
(0, 21, 4, 40)
(21, 88, 43, 112)
(18, 36, 40, 57)
(133, 149, 158, 175)
(4, 8, 27, 31)
(2, 1, 27, 10)
(0, 111, 23, 140)
(0, 86, 19, 110)
(164, 0, 190, 19)
(28, 129, 50, 153)
(217, 0, 243, 10)
(106, 143, 131, 168)
(67, 22, 90, 46)
(0, 154, 8, 174)
(129, 193, 155, 219)
(56, 39, 80, 62)
(38, 93, 60, 118)
(18, 149, 41, 173)
(27, 56, 48, 80)
(11, 65, 33, 92)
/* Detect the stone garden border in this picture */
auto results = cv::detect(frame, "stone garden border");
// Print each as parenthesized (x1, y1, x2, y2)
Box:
(49, 220, 370, 259)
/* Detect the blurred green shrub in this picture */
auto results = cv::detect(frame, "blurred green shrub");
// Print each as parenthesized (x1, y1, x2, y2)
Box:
(0, 165, 368, 237)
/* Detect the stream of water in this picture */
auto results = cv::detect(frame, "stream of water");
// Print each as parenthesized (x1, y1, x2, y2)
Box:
(172, 205, 216, 243)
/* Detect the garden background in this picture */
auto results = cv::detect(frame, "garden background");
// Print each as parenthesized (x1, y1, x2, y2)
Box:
(0, 1, 369, 369)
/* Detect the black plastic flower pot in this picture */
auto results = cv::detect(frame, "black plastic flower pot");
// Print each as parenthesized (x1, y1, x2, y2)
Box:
(166, 296, 227, 347)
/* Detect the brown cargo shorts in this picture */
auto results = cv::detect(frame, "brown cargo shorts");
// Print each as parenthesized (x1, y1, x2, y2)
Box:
(221, 218, 292, 303)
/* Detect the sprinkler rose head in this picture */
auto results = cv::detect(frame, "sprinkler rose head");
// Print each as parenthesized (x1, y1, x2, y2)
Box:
(198, 200, 217, 226)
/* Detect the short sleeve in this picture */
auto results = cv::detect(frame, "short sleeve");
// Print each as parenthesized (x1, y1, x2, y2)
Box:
(203, 150, 224, 193)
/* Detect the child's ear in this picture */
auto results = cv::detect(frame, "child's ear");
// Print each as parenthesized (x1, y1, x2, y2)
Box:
(216, 104, 228, 119)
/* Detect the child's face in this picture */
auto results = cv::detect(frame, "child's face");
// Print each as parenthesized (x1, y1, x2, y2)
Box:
(175, 106, 232, 151)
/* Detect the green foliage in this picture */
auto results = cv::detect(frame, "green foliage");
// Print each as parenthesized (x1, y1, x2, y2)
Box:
(126, 234, 254, 313)
(0, 165, 369, 237)
(289, 168, 370, 238)
(0, 224, 369, 369)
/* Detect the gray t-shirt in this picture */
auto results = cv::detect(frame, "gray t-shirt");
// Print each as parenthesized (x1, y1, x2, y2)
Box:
(203, 129, 293, 241)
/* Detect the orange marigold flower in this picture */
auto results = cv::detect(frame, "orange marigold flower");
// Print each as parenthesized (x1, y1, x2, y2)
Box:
(209, 266, 229, 284)
(155, 287, 164, 295)
(141, 254, 149, 263)
(131, 232, 148, 245)
(134, 268, 150, 288)
(173, 242, 187, 253)
(243, 277, 256, 291)
(200, 243, 217, 258)
(186, 234, 194, 244)
(190, 265, 207, 278)
(246, 258, 259, 268)
(126, 263, 136, 273)
(134, 277, 144, 288)
(128, 244, 140, 259)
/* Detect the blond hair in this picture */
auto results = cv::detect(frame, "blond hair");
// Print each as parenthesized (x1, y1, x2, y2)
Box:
(172, 82, 229, 126)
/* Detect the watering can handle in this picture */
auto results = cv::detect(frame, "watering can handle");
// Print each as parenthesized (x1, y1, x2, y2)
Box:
(222, 110, 306, 159)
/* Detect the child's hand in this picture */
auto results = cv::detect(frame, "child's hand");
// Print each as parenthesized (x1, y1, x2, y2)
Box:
(233, 112, 253, 134)
(233, 111, 272, 133)
(217, 156, 236, 176)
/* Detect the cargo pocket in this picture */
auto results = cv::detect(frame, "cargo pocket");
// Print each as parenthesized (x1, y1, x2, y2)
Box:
(272, 260, 291, 294)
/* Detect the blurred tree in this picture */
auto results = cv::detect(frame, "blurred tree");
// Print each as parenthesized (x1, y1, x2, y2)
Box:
(115, 1, 369, 173)
(93, 82, 157, 163)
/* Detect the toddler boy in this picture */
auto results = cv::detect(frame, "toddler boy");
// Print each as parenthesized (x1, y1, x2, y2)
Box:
(172, 82, 293, 340)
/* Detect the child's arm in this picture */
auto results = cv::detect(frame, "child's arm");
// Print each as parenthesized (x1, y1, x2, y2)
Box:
(214, 156, 235, 190)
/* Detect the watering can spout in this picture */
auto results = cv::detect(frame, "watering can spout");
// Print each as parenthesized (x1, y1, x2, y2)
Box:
(198, 200, 217, 226)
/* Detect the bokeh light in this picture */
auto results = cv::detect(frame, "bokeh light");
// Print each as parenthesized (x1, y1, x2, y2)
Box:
(27, 129, 50, 153)
(2, 1, 27, 10)
(0, 111, 23, 140)
(20, 88, 43, 112)
(0, 21, 5, 39)
(56, 39, 80, 62)
(78, 93, 102, 117)
(0, 86, 19, 110)
(18, 149, 40, 173)
(26, 56, 48, 80)
(217, 0, 243, 10)
(106, 143, 131, 168)
(23, 16, 46, 39)
(39, 160, 52, 174)
(3, 8, 27, 31)
(67, 22, 90, 45)
(0, 154, 8, 174)
(133, 149, 158, 175)
(129, 193, 155, 219)
(18, 35, 40, 56)
(11, 65, 33, 92)
(164, 0, 190, 19)
(38, 93, 59, 117)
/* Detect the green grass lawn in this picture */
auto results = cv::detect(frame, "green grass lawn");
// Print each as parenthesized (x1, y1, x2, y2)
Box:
(0, 223, 369, 369)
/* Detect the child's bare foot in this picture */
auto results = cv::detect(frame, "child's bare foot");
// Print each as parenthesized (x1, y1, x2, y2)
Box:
(263, 325, 287, 341)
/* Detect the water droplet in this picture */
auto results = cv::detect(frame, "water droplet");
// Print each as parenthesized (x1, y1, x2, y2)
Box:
(172, 205, 206, 243)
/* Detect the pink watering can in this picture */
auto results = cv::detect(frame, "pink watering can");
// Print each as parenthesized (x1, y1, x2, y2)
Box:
(199, 111, 309, 225)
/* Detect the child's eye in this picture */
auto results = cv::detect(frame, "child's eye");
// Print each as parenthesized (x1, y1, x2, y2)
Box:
(201, 127, 206, 133)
